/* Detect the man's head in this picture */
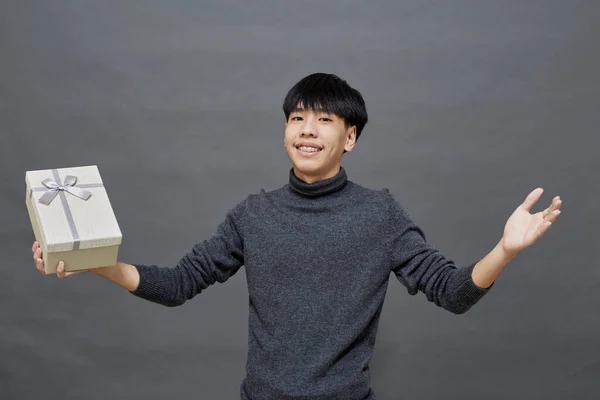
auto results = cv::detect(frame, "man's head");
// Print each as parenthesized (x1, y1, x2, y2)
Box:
(283, 73, 368, 183)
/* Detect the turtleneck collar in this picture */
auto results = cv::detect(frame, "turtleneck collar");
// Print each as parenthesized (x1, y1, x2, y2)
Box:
(288, 166, 348, 197)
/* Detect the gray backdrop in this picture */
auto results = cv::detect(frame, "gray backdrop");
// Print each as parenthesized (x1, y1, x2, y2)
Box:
(2, 1, 598, 399)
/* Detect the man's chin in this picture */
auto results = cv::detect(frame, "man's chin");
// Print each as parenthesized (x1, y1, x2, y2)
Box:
(292, 163, 332, 181)
(292, 162, 322, 174)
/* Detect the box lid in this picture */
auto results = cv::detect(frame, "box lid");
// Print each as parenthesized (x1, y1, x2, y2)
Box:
(25, 165, 122, 252)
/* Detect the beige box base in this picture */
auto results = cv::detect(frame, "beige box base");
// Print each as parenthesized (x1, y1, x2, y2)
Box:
(26, 189, 120, 274)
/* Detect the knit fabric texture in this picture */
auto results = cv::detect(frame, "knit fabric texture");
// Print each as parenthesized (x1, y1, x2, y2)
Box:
(130, 166, 493, 400)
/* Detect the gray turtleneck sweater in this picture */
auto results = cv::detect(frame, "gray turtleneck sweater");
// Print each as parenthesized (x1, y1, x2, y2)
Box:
(130, 166, 492, 400)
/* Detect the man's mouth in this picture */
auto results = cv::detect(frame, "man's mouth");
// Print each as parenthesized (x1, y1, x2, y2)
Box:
(296, 145, 322, 153)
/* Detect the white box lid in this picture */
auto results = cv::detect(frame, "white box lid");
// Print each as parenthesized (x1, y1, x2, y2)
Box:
(25, 165, 122, 252)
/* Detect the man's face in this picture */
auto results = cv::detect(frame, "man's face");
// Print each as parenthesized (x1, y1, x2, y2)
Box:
(284, 107, 356, 183)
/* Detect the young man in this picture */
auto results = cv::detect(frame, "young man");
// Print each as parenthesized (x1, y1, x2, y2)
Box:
(32, 73, 562, 400)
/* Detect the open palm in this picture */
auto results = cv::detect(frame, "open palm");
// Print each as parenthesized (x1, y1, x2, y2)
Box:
(502, 188, 562, 255)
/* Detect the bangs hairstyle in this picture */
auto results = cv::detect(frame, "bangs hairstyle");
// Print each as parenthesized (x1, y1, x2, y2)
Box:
(283, 73, 368, 144)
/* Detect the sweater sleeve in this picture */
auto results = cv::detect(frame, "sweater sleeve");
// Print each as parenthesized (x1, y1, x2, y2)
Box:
(384, 190, 493, 314)
(129, 198, 247, 307)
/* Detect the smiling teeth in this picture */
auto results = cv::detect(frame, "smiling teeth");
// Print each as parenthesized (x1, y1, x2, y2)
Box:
(298, 146, 320, 152)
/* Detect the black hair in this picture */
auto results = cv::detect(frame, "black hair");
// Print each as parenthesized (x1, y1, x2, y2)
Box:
(282, 73, 368, 151)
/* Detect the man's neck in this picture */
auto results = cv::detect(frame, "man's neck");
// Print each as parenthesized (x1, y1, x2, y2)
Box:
(288, 165, 348, 198)
(293, 165, 341, 184)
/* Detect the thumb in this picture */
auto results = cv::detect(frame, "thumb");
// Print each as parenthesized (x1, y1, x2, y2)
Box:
(56, 261, 84, 279)
(521, 188, 543, 212)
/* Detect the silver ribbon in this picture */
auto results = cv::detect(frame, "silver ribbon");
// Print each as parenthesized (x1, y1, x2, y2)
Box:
(30, 169, 105, 250)
(38, 175, 92, 205)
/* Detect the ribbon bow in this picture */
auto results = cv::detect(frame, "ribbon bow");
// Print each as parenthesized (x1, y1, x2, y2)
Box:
(38, 175, 92, 206)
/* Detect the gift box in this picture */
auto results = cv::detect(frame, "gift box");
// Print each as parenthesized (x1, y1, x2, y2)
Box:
(25, 165, 122, 274)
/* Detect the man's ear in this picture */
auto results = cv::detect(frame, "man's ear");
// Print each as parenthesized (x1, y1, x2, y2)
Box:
(344, 126, 357, 153)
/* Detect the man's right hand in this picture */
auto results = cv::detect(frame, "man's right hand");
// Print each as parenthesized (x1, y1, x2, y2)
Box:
(32, 241, 85, 278)
(32, 241, 140, 291)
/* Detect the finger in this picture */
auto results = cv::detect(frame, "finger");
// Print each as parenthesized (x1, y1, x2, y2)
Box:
(555, 198, 562, 210)
(36, 257, 46, 274)
(539, 213, 560, 238)
(56, 262, 82, 278)
(542, 197, 562, 218)
(32, 241, 38, 252)
(535, 223, 550, 241)
(33, 247, 42, 261)
(548, 209, 561, 222)
(522, 188, 544, 212)
(540, 219, 554, 235)
(544, 201, 563, 218)
(56, 261, 67, 278)
(542, 202, 555, 218)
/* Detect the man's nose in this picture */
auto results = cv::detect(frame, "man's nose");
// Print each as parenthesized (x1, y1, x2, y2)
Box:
(301, 121, 317, 136)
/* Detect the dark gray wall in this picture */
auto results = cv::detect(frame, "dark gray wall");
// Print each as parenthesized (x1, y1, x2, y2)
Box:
(2, 1, 598, 399)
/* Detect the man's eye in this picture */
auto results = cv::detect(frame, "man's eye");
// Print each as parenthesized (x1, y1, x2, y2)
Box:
(320, 118, 332, 122)
(291, 116, 302, 121)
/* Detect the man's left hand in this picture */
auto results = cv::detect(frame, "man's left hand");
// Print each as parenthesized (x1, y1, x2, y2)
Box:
(501, 188, 562, 256)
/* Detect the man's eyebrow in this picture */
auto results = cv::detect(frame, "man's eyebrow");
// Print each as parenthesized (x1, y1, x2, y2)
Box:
(290, 107, 307, 113)
(290, 107, 331, 114)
